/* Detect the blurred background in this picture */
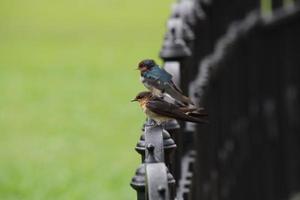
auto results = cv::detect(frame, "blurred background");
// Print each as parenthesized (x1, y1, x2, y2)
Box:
(0, 0, 173, 199)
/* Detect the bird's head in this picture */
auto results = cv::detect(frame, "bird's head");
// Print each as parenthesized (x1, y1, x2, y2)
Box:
(131, 91, 153, 102)
(137, 59, 156, 73)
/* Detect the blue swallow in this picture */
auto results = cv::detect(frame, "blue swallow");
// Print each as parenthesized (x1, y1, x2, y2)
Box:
(137, 59, 194, 105)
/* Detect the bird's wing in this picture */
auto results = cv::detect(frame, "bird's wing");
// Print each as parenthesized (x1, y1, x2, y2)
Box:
(167, 80, 183, 93)
(163, 83, 194, 105)
(143, 68, 194, 105)
(146, 99, 207, 123)
(146, 97, 180, 113)
(143, 70, 160, 80)
(146, 100, 184, 118)
(160, 68, 173, 82)
(142, 76, 162, 89)
(143, 67, 172, 81)
(179, 107, 208, 116)
(142, 73, 181, 92)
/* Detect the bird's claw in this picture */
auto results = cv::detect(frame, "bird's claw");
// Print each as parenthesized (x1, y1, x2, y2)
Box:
(145, 118, 158, 127)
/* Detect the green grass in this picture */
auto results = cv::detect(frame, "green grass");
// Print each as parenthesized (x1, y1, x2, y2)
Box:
(0, 0, 173, 199)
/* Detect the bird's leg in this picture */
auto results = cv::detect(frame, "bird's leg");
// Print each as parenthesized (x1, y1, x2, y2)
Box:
(161, 121, 167, 130)
(150, 119, 157, 126)
(145, 118, 157, 127)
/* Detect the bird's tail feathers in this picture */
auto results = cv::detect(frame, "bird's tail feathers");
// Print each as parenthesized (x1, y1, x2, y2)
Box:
(180, 106, 207, 114)
(182, 95, 195, 105)
(187, 107, 208, 117)
(166, 88, 195, 106)
(183, 115, 209, 124)
(187, 112, 208, 118)
(171, 111, 208, 124)
(184, 108, 209, 124)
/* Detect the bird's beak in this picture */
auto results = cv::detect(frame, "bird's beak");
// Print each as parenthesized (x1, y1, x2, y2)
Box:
(131, 98, 137, 102)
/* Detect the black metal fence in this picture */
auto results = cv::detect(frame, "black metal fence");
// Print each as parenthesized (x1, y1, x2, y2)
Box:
(131, 0, 300, 199)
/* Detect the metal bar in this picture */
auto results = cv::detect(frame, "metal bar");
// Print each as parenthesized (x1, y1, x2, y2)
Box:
(144, 124, 165, 163)
(176, 150, 196, 200)
(146, 163, 170, 200)
(186, 2, 300, 200)
(131, 1, 300, 200)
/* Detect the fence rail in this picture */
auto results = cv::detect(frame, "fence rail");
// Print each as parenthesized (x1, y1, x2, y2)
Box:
(130, 0, 300, 199)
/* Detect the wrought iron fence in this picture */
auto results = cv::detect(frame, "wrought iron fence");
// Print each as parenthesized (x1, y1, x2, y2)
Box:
(131, 0, 300, 199)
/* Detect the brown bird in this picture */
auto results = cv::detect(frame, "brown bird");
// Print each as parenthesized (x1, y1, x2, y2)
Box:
(131, 91, 208, 125)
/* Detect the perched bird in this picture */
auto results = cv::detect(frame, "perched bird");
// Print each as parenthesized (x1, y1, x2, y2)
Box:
(131, 91, 208, 125)
(137, 59, 194, 105)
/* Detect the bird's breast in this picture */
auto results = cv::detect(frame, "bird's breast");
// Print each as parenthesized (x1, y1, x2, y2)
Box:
(140, 76, 145, 82)
(139, 100, 148, 112)
(144, 106, 172, 125)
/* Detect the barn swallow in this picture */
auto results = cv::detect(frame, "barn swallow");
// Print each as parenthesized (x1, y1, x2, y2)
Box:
(137, 59, 194, 105)
(131, 91, 208, 125)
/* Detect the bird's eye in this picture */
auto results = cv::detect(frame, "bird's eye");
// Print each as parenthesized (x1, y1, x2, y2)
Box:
(138, 63, 144, 68)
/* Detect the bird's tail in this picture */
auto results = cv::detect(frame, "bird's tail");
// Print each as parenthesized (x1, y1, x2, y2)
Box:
(182, 95, 195, 105)
(187, 110, 208, 118)
(180, 107, 208, 115)
(181, 114, 209, 124)
(165, 87, 194, 105)
(179, 107, 208, 124)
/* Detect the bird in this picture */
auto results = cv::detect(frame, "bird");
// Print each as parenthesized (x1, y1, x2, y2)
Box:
(137, 59, 194, 106)
(131, 91, 208, 125)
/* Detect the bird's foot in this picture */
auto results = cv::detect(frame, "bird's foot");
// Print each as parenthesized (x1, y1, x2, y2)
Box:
(161, 121, 168, 129)
(145, 118, 158, 127)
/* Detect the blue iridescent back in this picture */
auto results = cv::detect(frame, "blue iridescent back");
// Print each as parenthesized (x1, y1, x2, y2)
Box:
(143, 66, 172, 82)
